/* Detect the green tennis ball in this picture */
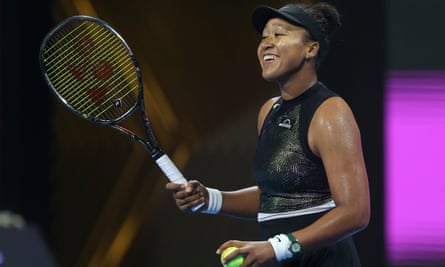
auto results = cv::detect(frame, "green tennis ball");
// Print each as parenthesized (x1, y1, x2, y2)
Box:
(221, 246, 244, 267)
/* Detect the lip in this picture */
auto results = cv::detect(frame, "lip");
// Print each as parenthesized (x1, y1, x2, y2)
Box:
(261, 53, 278, 65)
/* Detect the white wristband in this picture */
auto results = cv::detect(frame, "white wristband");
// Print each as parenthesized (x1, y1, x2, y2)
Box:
(268, 234, 293, 262)
(201, 187, 222, 214)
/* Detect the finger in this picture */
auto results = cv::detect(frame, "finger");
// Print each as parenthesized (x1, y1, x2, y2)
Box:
(185, 198, 206, 212)
(241, 251, 261, 267)
(220, 247, 239, 264)
(185, 180, 202, 194)
(177, 194, 205, 212)
(174, 185, 203, 200)
(165, 182, 185, 191)
(240, 256, 253, 267)
(217, 240, 244, 255)
(177, 193, 204, 207)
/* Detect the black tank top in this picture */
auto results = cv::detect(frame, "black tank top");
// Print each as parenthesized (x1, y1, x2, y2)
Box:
(253, 82, 337, 213)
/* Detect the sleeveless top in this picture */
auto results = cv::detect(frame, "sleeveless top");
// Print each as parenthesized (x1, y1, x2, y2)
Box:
(253, 82, 337, 214)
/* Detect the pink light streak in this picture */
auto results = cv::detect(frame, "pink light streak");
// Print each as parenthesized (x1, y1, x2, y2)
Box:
(385, 70, 445, 266)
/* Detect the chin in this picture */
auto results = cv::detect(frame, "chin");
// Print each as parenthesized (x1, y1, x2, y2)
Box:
(262, 72, 280, 83)
(262, 69, 275, 80)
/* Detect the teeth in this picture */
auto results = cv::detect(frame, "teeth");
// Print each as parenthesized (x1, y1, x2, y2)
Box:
(264, 55, 276, 61)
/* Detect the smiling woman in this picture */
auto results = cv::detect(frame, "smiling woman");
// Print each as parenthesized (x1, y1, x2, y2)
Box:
(166, 2, 370, 267)
(256, 19, 313, 84)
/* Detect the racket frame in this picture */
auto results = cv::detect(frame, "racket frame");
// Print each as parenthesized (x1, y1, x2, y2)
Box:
(40, 15, 204, 210)
(40, 15, 163, 157)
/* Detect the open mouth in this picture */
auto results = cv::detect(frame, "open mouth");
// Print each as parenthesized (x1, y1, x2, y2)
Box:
(263, 54, 277, 62)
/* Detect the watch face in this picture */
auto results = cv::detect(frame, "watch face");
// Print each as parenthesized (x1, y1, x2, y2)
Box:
(290, 242, 301, 253)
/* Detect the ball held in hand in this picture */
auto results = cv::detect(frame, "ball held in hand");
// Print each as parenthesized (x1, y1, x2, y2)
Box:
(221, 246, 244, 267)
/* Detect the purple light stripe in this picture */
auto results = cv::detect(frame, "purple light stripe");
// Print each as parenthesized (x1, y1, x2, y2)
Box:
(385, 70, 445, 266)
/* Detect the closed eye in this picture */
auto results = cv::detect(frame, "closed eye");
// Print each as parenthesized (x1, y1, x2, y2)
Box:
(260, 32, 286, 41)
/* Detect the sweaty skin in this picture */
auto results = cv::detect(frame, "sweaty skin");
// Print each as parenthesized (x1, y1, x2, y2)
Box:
(166, 17, 370, 267)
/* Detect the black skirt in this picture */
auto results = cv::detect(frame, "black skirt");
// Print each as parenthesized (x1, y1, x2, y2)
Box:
(259, 211, 362, 267)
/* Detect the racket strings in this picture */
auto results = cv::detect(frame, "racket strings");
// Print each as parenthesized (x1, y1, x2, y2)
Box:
(42, 18, 140, 122)
(66, 51, 135, 111)
(44, 24, 108, 92)
(43, 23, 89, 70)
(48, 26, 114, 95)
(43, 21, 137, 113)
(49, 21, 137, 105)
(53, 26, 126, 97)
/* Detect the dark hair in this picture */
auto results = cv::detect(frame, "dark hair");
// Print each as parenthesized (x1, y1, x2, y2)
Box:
(297, 2, 341, 46)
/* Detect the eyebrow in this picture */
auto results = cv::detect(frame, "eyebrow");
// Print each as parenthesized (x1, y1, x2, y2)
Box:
(269, 22, 289, 29)
(265, 20, 302, 32)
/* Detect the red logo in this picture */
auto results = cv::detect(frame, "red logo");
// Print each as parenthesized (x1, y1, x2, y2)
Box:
(67, 35, 114, 106)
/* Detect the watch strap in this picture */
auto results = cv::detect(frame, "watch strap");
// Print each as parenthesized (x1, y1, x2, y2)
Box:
(286, 233, 302, 255)
(286, 233, 296, 242)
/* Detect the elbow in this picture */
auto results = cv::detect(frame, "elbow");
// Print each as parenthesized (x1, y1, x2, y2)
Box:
(339, 201, 370, 233)
(357, 212, 370, 232)
(353, 204, 370, 232)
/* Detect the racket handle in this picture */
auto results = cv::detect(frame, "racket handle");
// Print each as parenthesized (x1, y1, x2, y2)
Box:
(155, 154, 204, 212)
(155, 154, 187, 184)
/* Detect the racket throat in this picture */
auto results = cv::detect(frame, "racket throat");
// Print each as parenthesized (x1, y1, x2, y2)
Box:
(150, 148, 164, 160)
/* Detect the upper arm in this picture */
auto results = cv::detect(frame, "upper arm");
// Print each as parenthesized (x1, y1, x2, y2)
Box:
(309, 97, 370, 218)
(257, 97, 280, 135)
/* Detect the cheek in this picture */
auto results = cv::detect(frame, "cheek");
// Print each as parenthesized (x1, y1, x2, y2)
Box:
(256, 46, 262, 63)
(278, 39, 305, 55)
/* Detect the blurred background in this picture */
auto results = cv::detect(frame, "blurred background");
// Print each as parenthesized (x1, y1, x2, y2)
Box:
(0, 0, 444, 267)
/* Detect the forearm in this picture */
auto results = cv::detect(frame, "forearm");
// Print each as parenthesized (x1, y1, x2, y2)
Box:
(219, 186, 260, 219)
(291, 204, 369, 251)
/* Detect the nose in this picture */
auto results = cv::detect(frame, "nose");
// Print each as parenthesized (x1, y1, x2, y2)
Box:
(258, 37, 275, 51)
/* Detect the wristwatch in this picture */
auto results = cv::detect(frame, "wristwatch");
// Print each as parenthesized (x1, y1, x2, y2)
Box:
(286, 233, 302, 255)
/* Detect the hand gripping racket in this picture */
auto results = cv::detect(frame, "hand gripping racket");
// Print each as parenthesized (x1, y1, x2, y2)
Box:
(40, 15, 203, 211)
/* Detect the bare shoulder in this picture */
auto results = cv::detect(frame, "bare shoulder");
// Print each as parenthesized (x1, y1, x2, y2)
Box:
(313, 96, 356, 126)
(257, 96, 280, 134)
(309, 96, 361, 156)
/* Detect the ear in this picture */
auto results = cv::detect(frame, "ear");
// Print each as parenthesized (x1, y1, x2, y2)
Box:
(306, 42, 320, 59)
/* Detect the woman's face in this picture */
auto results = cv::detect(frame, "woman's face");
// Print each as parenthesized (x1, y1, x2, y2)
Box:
(257, 18, 314, 82)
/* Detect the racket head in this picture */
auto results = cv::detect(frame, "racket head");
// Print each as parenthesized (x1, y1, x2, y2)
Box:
(40, 15, 142, 125)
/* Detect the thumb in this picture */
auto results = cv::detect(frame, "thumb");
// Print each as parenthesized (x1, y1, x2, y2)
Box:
(165, 182, 185, 191)
(185, 180, 202, 194)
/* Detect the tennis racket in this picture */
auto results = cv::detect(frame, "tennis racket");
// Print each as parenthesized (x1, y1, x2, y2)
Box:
(40, 15, 203, 211)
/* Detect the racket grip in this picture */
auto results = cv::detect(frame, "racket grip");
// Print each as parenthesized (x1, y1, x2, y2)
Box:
(155, 154, 187, 184)
(155, 154, 204, 212)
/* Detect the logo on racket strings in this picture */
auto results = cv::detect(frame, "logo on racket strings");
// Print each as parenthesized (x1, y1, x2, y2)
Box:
(67, 35, 114, 106)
